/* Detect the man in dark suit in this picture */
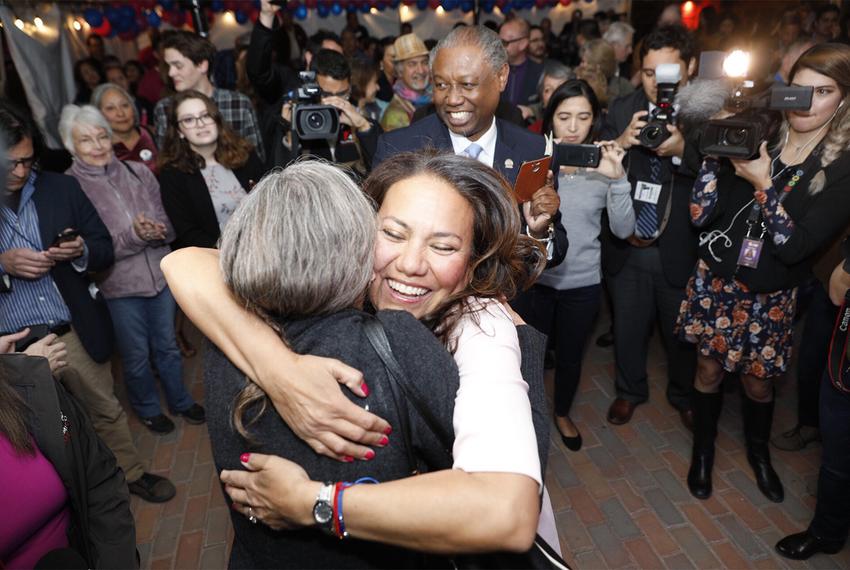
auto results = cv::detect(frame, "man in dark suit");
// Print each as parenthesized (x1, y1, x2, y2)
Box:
(600, 25, 698, 429)
(0, 103, 175, 503)
(374, 25, 567, 268)
(499, 18, 544, 122)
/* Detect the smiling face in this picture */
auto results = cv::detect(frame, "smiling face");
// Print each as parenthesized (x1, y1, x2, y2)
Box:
(433, 43, 508, 141)
(788, 68, 845, 135)
(72, 124, 113, 167)
(552, 95, 594, 144)
(398, 55, 430, 92)
(164, 48, 209, 93)
(176, 97, 219, 150)
(369, 174, 474, 319)
(99, 88, 135, 135)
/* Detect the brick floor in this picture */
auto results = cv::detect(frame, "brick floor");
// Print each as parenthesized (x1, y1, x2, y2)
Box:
(119, 313, 850, 569)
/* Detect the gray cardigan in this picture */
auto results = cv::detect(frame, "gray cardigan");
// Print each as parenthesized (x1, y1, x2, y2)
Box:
(538, 170, 634, 290)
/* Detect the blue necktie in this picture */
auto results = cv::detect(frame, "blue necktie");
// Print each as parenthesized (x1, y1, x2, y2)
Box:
(634, 156, 661, 239)
(463, 143, 483, 161)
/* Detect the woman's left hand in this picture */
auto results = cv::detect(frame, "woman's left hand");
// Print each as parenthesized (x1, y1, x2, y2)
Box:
(730, 141, 772, 192)
(589, 141, 626, 179)
(222, 453, 320, 531)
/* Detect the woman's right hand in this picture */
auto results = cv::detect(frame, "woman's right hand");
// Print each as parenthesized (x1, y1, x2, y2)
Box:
(590, 140, 626, 179)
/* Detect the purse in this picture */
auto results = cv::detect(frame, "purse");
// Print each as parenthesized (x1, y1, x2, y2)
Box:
(363, 317, 571, 570)
(827, 289, 850, 394)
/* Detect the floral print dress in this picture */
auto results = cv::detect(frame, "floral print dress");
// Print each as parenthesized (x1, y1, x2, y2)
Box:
(676, 158, 797, 379)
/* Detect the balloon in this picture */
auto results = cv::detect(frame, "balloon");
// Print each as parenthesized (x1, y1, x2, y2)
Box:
(211, 0, 224, 12)
(318, 3, 330, 16)
(158, 0, 175, 11)
(359, 1, 370, 12)
(442, 0, 457, 10)
(346, 2, 357, 13)
(390, 0, 401, 7)
(104, 6, 120, 26)
(461, 0, 473, 10)
(235, 9, 249, 24)
(93, 19, 112, 36)
(84, 8, 104, 27)
(559, 0, 570, 5)
(428, 0, 440, 8)
(147, 10, 161, 27)
(306, 0, 317, 8)
(416, 0, 428, 9)
(482, 0, 494, 11)
(331, 2, 343, 14)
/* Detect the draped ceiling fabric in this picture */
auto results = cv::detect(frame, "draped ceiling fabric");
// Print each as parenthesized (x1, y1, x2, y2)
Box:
(0, 4, 76, 148)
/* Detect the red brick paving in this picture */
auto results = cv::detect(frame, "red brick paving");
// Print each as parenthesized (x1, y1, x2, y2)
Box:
(117, 317, 848, 569)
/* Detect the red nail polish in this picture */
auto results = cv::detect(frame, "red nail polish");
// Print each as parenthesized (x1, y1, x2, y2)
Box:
(361, 382, 370, 396)
(379, 436, 389, 446)
(364, 450, 375, 460)
(240, 453, 250, 463)
(384, 425, 393, 435)
(344, 456, 354, 463)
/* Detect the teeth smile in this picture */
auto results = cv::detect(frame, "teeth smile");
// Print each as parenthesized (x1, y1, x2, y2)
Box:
(449, 112, 472, 121)
(387, 279, 429, 297)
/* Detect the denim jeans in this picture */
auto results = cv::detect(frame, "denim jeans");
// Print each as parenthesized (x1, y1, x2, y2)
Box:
(810, 371, 850, 543)
(106, 287, 194, 418)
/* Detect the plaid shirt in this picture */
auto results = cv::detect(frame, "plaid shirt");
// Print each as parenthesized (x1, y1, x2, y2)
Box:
(153, 88, 265, 162)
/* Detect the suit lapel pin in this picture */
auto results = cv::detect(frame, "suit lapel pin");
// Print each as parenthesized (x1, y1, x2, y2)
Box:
(504, 159, 514, 169)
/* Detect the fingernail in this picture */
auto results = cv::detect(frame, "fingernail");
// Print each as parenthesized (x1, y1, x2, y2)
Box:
(384, 425, 393, 435)
(361, 382, 370, 396)
(364, 450, 375, 460)
(240, 453, 250, 464)
(343, 456, 354, 463)
(378, 435, 389, 446)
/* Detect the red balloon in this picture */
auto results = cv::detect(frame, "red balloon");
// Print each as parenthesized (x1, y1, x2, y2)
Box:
(559, 0, 571, 5)
(403, 0, 415, 4)
(428, 0, 440, 8)
(535, 0, 546, 7)
(496, 0, 507, 7)
(306, 0, 318, 7)
(93, 19, 112, 36)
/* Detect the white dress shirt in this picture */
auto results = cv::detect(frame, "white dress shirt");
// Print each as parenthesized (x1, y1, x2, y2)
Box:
(448, 117, 498, 167)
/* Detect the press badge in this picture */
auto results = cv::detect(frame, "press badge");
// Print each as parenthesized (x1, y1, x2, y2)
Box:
(737, 238, 763, 268)
(634, 181, 662, 204)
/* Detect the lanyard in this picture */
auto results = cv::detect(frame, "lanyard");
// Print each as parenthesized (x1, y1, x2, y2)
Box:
(744, 167, 804, 238)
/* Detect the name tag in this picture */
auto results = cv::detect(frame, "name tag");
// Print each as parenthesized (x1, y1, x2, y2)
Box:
(634, 181, 662, 205)
(737, 238, 763, 269)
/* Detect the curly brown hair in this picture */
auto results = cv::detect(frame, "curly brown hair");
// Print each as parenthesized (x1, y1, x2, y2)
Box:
(363, 150, 546, 350)
(157, 90, 252, 173)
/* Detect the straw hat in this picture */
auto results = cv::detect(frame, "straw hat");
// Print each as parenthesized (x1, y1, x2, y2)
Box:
(393, 33, 428, 62)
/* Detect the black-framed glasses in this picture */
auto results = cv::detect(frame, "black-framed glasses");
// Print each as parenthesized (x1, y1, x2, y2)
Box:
(9, 155, 35, 169)
(178, 113, 216, 129)
(501, 36, 528, 47)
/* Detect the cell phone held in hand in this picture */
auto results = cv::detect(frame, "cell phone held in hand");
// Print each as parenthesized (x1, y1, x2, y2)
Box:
(513, 156, 552, 204)
(14, 324, 50, 352)
(50, 229, 79, 249)
(554, 143, 601, 168)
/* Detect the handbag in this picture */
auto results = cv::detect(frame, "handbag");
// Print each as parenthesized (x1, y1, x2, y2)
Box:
(363, 317, 571, 570)
(827, 289, 850, 394)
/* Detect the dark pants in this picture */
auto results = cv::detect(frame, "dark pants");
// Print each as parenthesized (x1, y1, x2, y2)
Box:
(513, 283, 601, 416)
(609, 247, 695, 411)
(795, 282, 837, 428)
(809, 371, 850, 543)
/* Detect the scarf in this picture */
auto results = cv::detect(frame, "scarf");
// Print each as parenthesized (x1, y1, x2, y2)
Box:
(393, 80, 433, 107)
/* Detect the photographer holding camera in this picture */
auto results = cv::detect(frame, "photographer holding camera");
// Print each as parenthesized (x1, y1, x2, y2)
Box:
(267, 49, 381, 176)
(599, 25, 698, 430)
(678, 43, 850, 509)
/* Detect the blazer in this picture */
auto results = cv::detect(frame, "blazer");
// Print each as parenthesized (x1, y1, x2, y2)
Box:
(501, 59, 545, 107)
(373, 114, 568, 268)
(6, 354, 137, 569)
(159, 152, 266, 250)
(599, 89, 699, 288)
(31, 171, 115, 363)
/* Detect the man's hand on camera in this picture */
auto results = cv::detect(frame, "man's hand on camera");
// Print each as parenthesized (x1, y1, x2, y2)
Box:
(731, 141, 772, 192)
(654, 123, 684, 159)
(323, 96, 370, 132)
(617, 110, 648, 150)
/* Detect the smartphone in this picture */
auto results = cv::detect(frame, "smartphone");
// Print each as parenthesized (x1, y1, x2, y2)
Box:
(513, 156, 552, 204)
(50, 229, 79, 248)
(14, 324, 50, 352)
(554, 143, 601, 168)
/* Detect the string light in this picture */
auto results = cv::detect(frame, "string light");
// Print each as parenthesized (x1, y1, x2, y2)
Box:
(34, 16, 44, 29)
(370, 7, 378, 15)
(14, 19, 24, 30)
(222, 10, 235, 24)
(436, 6, 444, 14)
(73, 20, 82, 31)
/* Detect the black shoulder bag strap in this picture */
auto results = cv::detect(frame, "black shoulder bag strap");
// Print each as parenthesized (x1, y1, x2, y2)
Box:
(827, 289, 850, 394)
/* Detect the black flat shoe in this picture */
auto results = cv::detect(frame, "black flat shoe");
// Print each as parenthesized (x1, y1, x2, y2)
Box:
(555, 417, 582, 451)
(776, 530, 844, 560)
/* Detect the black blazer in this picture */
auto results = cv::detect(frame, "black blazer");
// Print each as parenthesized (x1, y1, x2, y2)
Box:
(501, 58, 544, 107)
(159, 152, 266, 250)
(600, 89, 698, 288)
(373, 114, 568, 268)
(27, 172, 115, 362)
(5, 354, 137, 569)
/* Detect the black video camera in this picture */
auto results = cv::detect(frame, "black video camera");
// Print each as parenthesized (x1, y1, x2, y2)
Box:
(699, 83, 813, 159)
(286, 71, 340, 141)
(639, 63, 682, 149)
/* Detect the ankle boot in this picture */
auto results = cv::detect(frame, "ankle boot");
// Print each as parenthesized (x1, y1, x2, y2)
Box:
(687, 391, 723, 499)
(742, 395, 784, 503)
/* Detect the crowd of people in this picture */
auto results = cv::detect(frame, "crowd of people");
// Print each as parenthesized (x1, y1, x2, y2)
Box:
(3, 0, 850, 567)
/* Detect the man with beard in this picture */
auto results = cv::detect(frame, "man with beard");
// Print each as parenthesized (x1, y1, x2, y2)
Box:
(380, 33, 431, 131)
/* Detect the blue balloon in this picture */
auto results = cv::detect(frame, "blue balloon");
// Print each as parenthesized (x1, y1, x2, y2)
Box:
(296, 5, 309, 19)
(210, 0, 224, 12)
(443, 0, 457, 9)
(104, 6, 120, 25)
(158, 0, 175, 11)
(416, 0, 428, 9)
(120, 5, 135, 21)
(359, 2, 370, 13)
(235, 9, 249, 24)
(83, 8, 103, 28)
(482, 1, 494, 12)
(331, 2, 343, 14)
(461, 0, 473, 11)
(147, 10, 161, 28)
(317, 4, 330, 16)
(346, 3, 358, 13)
(389, 0, 400, 7)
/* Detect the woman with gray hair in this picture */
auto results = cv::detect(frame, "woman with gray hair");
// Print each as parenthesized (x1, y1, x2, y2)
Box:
(91, 82, 159, 174)
(58, 104, 204, 437)
(529, 60, 573, 133)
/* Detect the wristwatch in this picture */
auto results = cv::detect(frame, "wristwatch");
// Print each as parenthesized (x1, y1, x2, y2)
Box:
(312, 482, 335, 535)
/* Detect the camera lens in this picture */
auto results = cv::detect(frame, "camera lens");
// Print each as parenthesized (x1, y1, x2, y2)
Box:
(306, 111, 326, 131)
(644, 125, 662, 141)
(722, 127, 748, 146)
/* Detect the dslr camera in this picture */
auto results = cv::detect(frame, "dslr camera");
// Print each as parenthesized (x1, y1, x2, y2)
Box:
(697, 51, 813, 159)
(286, 71, 340, 141)
(638, 63, 682, 149)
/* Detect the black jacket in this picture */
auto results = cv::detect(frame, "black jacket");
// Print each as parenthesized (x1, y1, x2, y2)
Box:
(247, 19, 300, 106)
(159, 153, 266, 250)
(600, 89, 699, 288)
(374, 114, 569, 269)
(5, 354, 137, 569)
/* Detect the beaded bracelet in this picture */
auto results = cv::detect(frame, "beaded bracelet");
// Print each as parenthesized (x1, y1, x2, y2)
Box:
(333, 477, 380, 540)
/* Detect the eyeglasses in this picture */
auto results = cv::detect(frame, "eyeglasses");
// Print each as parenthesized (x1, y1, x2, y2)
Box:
(320, 87, 352, 99)
(178, 113, 216, 129)
(501, 36, 528, 47)
(9, 155, 35, 169)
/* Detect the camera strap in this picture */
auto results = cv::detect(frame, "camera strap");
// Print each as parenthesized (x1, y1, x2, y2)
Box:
(828, 289, 850, 394)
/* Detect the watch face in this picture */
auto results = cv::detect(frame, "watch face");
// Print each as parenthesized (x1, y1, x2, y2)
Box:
(313, 501, 333, 525)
